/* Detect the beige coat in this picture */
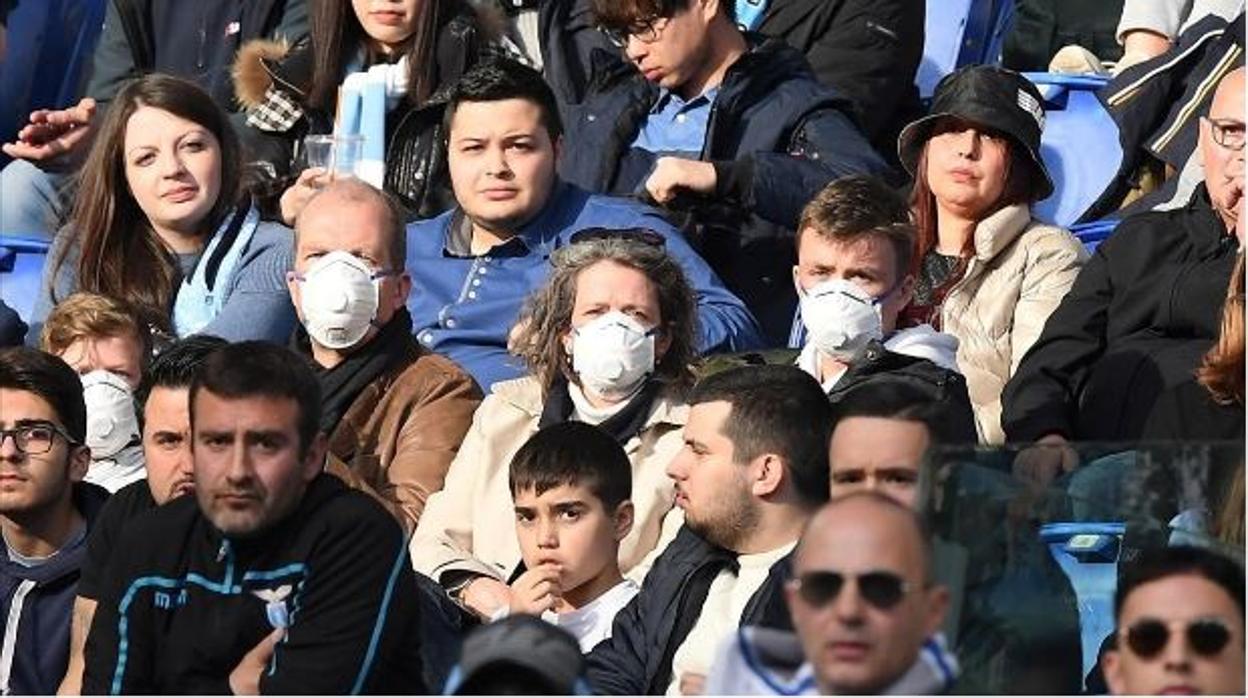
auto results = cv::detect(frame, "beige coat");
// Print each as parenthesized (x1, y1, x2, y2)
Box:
(941, 204, 1088, 444)
(409, 376, 687, 586)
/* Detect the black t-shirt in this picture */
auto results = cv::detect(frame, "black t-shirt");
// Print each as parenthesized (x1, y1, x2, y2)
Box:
(77, 480, 156, 600)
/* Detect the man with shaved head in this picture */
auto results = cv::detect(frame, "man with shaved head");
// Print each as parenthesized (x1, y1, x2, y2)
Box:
(707, 493, 956, 694)
(1004, 67, 1246, 461)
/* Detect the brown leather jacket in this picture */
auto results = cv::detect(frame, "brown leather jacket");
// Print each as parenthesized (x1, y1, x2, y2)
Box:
(323, 340, 482, 535)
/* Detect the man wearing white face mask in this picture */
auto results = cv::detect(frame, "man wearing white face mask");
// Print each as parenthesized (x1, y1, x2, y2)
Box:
(287, 179, 482, 535)
(791, 177, 977, 443)
(39, 293, 150, 493)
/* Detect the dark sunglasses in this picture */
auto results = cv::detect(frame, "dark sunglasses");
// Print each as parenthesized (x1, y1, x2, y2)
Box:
(569, 227, 666, 248)
(1124, 618, 1234, 659)
(791, 570, 912, 611)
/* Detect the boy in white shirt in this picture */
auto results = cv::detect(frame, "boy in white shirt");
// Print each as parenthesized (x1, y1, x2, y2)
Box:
(506, 421, 639, 652)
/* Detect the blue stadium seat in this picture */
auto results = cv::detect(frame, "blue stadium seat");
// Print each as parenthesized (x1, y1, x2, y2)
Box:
(1027, 73, 1123, 229)
(917, 0, 1001, 98)
(1040, 522, 1126, 689)
(0, 235, 51, 324)
(0, 0, 107, 164)
(1071, 219, 1120, 254)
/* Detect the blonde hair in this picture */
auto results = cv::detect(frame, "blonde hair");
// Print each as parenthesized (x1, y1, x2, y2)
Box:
(40, 292, 152, 361)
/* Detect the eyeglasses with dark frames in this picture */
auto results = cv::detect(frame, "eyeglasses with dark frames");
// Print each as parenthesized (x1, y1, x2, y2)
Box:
(600, 15, 672, 49)
(1204, 117, 1246, 151)
(1123, 617, 1234, 660)
(789, 570, 915, 611)
(0, 422, 79, 455)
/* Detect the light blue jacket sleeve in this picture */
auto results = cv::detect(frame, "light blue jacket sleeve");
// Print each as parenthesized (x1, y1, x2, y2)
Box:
(200, 223, 298, 342)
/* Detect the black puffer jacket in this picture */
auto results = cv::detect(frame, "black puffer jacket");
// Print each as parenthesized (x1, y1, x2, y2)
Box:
(1002, 186, 1239, 442)
(559, 36, 893, 344)
(702, 341, 978, 443)
(584, 525, 793, 695)
(231, 0, 494, 218)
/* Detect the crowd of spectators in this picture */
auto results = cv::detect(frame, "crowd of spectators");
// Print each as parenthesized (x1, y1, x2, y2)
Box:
(0, 0, 1243, 694)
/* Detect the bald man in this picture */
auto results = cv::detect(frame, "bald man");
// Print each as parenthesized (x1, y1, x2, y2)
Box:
(1004, 67, 1245, 458)
(707, 493, 955, 694)
(287, 180, 481, 534)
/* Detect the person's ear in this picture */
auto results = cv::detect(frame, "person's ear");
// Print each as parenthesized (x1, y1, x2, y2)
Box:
(303, 432, 328, 482)
(897, 273, 916, 308)
(792, 265, 804, 296)
(286, 271, 302, 313)
(391, 272, 413, 310)
(784, 580, 800, 614)
(751, 453, 785, 498)
(613, 500, 635, 541)
(924, 584, 951, 637)
(1102, 649, 1125, 695)
(68, 444, 91, 483)
(700, 0, 721, 23)
(552, 135, 564, 166)
(654, 324, 673, 362)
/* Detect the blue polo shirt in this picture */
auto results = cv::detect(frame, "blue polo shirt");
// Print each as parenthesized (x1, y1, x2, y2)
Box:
(405, 182, 764, 392)
(631, 87, 719, 156)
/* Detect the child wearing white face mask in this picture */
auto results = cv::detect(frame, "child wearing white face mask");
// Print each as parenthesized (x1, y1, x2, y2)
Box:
(39, 292, 151, 492)
(411, 232, 699, 623)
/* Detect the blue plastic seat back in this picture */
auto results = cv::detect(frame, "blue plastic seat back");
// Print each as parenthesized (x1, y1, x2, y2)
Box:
(1040, 522, 1126, 688)
(0, 235, 52, 324)
(1071, 219, 1119, 254)
(1027, 73, 1124, 228)
(0, 0, 108, 157)
(917, 0, 1000, 98)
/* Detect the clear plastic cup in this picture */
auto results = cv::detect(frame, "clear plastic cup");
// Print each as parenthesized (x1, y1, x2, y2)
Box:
(302, 134, 365, 180)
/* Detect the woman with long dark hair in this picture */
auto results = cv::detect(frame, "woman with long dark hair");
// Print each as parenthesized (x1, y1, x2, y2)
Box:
(30, 74, 295, 344)
(896, 65, 1088, 443)
(233, 0, 497, 222)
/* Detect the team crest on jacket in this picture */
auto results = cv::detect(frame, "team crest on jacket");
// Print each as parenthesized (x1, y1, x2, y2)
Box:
(252, 584, 294, 629)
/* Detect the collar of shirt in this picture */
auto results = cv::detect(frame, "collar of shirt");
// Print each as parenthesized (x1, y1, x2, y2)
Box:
(649, 86, 720, 115)
(442, 180, 572, 258)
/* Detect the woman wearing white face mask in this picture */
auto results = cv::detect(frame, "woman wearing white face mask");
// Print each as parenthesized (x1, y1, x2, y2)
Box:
(411, 231, 699, 622)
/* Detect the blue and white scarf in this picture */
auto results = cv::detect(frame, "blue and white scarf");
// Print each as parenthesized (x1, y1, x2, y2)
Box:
(172, 203, 261, 336)
(736, 0, 769, 31)
(336, 56, 409, 188)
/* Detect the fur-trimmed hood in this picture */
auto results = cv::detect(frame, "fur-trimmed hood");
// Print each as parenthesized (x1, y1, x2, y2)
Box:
(232, 38, 296, 108)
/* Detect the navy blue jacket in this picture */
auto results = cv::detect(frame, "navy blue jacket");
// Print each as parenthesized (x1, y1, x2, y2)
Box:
(405, 181, 765, 392)
(558, 37, 894, 344)
(0, 483, 109, 695)
(585, 526, 794, 695)
(81, 474, 424, 694)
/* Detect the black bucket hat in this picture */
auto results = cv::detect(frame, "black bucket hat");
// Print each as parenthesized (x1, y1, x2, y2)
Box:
(898, 65, 1054, 200)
